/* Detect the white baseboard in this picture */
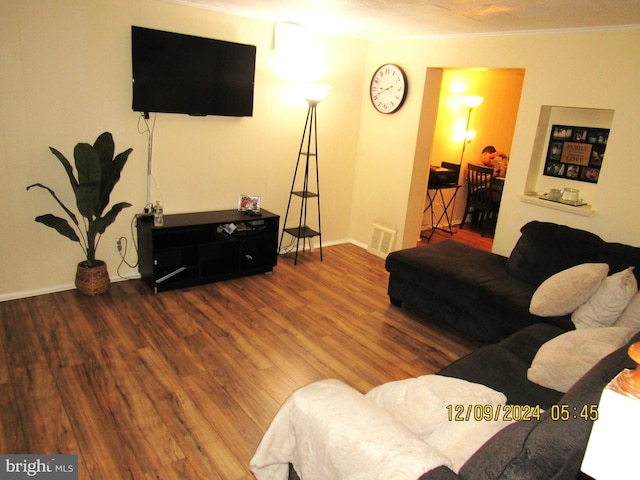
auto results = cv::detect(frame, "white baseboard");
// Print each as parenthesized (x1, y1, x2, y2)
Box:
(278, 237, 359, 255)
(2, 240, 376, 302)
(0, 273, 141, 302)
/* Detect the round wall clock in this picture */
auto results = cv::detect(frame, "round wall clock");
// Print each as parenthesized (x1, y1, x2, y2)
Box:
(369, 63, 408, 114)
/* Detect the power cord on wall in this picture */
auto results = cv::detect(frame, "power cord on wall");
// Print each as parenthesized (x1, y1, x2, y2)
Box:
(279, 236, 297, 257)
(116, 215, 140, 278)
(279, 236, 316, 257)
(138, 112, 164, 210)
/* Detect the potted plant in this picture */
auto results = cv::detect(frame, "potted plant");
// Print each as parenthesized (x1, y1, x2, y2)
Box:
(27, 132, 133, 295)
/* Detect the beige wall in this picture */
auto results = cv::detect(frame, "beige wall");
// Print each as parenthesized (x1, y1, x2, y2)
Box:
(0, 0, 366, 298)
(2, 0, 640, 299)
(351, 29, 640, 255)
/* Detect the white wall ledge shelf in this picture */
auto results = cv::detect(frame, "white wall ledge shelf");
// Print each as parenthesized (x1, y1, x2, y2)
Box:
(519, 194, 595, 217)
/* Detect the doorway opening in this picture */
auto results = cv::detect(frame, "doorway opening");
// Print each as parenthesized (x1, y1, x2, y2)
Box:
(411, 67, 525, 248)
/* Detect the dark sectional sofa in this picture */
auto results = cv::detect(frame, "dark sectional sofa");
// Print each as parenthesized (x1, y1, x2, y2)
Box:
(286, 222, 640, 479)
(385, 221, 640, 343)
(438, 323, 565, 409)
(392, 221, 640, 479)
(288, 325, 640, 480)
(422, 325, 640, 480)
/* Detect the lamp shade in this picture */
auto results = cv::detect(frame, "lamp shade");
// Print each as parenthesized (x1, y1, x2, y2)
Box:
(300, 84, 332, 105)
(461, 95, 484, 108)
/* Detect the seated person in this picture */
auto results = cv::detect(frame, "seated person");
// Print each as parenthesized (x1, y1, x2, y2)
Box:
(479, 145, 509, 178)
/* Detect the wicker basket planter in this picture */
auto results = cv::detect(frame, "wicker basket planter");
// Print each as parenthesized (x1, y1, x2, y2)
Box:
(75, 260, 110, 296)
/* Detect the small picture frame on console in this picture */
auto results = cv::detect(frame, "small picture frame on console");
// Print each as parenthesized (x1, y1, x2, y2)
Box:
(238, 194, 261, 213)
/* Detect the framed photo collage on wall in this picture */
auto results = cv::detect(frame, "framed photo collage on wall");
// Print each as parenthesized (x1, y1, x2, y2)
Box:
(544, 125, 609, 184)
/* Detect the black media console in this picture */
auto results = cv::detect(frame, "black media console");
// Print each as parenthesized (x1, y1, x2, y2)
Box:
(136, 209, 279, 292)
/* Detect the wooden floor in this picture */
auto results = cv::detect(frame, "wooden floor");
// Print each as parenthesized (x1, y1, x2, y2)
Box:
(0, 243, 480, 480)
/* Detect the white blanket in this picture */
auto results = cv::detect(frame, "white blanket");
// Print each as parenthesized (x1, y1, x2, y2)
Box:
(250, 377, 514, 480)
(250, 379, 451, 480)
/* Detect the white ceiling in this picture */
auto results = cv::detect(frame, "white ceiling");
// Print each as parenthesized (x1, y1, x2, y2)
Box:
(166, 0, 640, 38)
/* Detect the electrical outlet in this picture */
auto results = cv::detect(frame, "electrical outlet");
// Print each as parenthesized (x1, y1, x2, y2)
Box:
(116, 238, 122, 252)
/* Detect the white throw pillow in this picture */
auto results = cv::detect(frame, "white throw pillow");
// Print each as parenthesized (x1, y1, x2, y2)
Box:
(529, 263, 609, 317)
(572, 267, 638, 329)
(527, 327, 638, 392)
(365, 375, 506, 438)
(614, 291, 640, 329)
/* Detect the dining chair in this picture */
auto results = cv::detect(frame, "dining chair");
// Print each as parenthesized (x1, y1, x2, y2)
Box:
(460, 163, 502, 237)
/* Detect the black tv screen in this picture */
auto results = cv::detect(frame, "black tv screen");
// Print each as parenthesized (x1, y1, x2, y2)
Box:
(131, 26, 256, 117)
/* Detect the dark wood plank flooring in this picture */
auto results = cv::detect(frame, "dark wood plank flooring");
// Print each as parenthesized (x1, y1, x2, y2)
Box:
(0, 243, 480, 479)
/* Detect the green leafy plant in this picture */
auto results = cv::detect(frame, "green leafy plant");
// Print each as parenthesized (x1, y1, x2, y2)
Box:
(27, 132, 132, 267)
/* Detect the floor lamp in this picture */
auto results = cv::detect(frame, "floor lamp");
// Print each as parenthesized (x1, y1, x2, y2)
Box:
(459, 95, 484, 164)
(279, 84, 331, 265)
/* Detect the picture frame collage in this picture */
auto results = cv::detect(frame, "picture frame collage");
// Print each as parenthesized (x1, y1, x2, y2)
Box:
(544, 124, 609, 184)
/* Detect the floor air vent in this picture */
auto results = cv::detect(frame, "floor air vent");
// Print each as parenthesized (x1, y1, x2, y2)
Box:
(368, 224, 396, 259)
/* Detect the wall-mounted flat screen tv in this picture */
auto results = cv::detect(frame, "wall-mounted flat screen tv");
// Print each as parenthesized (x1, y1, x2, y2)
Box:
(131, 26, 256, 117)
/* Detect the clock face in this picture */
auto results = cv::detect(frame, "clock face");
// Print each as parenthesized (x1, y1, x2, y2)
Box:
(370, 64, 408, 114)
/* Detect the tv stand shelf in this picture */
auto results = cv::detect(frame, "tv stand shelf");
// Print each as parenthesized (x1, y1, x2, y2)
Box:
(137, 209, 279, 293)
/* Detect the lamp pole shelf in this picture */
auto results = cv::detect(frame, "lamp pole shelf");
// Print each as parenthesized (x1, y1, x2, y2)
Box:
(284, 226, 320, 238)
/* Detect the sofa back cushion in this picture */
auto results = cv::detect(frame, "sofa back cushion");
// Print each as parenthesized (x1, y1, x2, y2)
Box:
(597, 241, 640, 281)
(457, 330, 640, 480)
(506, 221, 603, 286)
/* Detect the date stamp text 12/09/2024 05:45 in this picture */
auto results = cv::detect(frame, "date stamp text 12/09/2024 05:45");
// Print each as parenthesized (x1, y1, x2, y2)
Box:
(446, 404, 598, 422)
